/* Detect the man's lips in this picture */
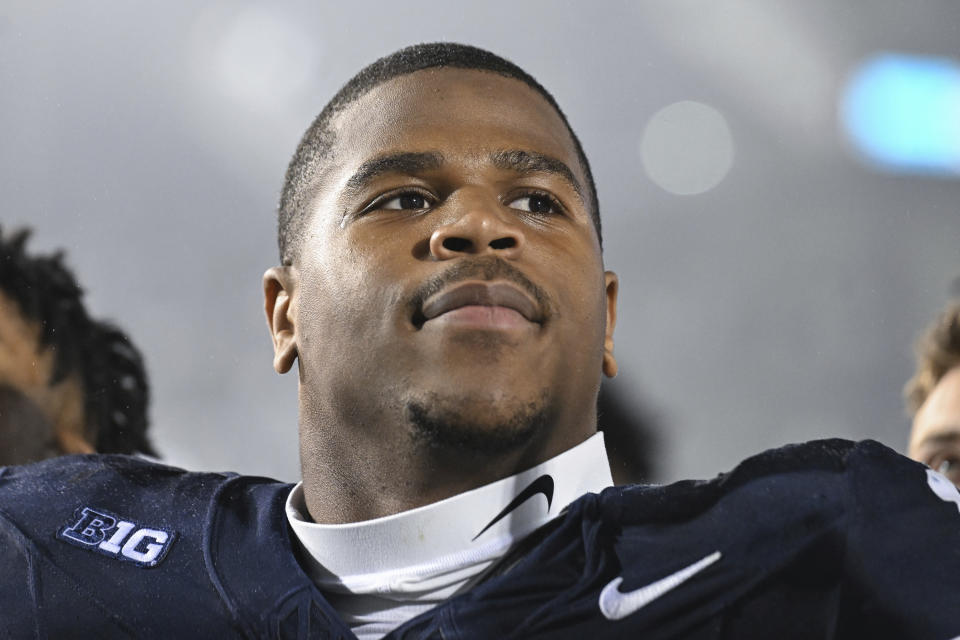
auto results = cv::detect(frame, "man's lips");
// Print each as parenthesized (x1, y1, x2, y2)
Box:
(420, 281, 542, 326)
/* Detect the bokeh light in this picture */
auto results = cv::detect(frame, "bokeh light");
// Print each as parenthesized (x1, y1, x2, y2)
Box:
(639, 101, 735, 196)
(200, 6, 320, 114)
(841, 53, 960, 175)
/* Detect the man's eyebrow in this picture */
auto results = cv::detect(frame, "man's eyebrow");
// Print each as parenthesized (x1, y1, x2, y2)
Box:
(920, 429, 960, 447)
(343, 152, 444, 196)
(490, 149, 585, 202)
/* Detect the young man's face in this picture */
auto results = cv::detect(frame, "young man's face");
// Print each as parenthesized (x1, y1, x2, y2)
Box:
(279, 68, 617, 454)
(910, 365, 960, 486)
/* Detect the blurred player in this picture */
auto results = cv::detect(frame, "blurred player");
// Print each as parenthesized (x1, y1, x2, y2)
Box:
(906, 301, 960, 484)
(0, 228, 155, 465)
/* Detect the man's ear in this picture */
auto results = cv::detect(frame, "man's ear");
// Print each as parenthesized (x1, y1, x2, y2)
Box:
(602, 271, 618, 378)
(263, 266, 299, 374)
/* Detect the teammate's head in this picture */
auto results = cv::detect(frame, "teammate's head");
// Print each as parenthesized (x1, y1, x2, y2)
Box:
(264, 43, 617, 494)
(0, 228, 155, 465)
(277, 42, 601, 266)
(905, 301, 960, 484)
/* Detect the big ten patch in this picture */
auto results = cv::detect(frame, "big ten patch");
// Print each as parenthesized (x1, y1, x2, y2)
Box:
(57, 506, 177, 567)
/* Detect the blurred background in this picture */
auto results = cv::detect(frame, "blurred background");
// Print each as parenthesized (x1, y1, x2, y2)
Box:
(2, 1, 958, 483)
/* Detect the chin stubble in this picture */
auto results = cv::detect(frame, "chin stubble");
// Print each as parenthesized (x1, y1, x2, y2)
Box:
(405, 390, 549, 456)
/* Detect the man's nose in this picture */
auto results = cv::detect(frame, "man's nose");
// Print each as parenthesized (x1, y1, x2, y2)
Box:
(428, 193, 525, 260)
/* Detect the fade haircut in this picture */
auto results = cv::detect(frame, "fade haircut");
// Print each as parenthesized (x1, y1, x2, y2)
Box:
(0, 228, 156, 456)
(278, 42, 601, 264)
(905, 301, 960, 416)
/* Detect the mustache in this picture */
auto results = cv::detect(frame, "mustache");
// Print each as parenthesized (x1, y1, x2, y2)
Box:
(409, 256, 553, 323)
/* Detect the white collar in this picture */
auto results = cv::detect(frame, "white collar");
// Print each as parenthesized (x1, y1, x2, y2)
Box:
(286, 432, 613, 591)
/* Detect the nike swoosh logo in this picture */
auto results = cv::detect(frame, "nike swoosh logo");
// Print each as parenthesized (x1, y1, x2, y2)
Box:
(472, 474, 554, 541)
(598, 550, 722, 621)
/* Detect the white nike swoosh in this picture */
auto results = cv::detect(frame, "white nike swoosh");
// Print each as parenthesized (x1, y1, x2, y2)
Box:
(598, 550, 722, 621)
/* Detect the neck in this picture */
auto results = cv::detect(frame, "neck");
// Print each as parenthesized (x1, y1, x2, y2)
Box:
(297, 393, 595, 524)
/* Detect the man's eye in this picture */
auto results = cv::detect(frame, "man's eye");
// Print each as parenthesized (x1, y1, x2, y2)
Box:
(936, 458, 960, 484)
(507, 194, 559, 214)
(380, 193, 430, 210)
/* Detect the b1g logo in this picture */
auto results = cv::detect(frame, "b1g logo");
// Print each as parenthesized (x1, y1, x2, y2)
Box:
(57, 506, 176, 567)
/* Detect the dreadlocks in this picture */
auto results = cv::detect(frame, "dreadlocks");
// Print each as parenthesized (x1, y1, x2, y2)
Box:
(0, 227, 155, 456)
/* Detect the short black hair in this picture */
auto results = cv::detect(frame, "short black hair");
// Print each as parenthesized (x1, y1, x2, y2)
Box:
(0, 228, 156, 456)
(278, 42, 600, 264)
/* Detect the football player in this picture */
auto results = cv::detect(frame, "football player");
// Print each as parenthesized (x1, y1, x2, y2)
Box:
(906, 301, 960, 485)
(0, 227, 155, 465)
(2, 43, 960, 639)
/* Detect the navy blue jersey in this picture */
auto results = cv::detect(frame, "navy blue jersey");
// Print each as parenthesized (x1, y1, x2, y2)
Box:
(2, 439, 959, 639)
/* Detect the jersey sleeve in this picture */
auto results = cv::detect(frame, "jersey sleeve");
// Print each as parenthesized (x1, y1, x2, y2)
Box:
(0, 510, 39, 639)
(842, 440, 960, 639)
(0, 457, 246, 638)
(0, 465, 142, 639)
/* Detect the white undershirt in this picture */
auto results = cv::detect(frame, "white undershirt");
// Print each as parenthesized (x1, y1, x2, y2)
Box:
(286, 432, 613, 639)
